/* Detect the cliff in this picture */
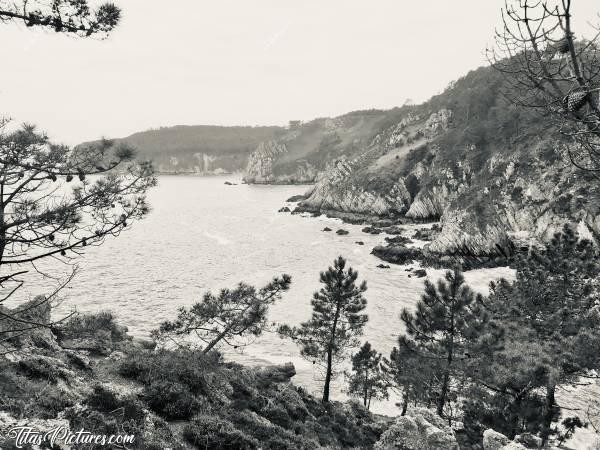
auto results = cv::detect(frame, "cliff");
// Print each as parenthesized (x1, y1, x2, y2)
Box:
(249, 66, 600, 256)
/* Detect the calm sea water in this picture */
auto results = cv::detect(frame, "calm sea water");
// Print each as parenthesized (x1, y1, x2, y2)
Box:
(17, 175, 515, 414)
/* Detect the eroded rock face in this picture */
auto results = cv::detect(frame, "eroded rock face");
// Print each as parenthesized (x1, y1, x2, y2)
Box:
(374, 407, 458, 450)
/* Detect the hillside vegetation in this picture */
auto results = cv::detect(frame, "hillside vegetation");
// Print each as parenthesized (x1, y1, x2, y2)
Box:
(255, 65, 599, 257)
(79, 125, 284, 174)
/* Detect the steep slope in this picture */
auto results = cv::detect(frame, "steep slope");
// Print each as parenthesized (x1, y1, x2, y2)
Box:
(243, 110, 407, 183)
(262, 66, 600, 256)
(79, 125, 284, 174)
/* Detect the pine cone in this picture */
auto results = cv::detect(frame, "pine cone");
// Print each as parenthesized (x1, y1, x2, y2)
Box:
(564, 91, 589, 112)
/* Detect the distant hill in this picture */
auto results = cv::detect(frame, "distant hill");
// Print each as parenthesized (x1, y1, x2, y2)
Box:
(78, 125, 285, 174)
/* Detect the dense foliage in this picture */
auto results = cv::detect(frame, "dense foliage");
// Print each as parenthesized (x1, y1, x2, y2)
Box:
(279, 256, 368, 403)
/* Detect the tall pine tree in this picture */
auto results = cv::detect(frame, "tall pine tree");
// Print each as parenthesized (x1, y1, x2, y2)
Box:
(399, 267, 482, 418)
(279, 256, 367, 403)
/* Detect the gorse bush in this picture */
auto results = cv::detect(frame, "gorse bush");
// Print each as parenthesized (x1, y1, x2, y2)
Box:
(56, 311, 128, 342)
(144, 380, 202, 420)
(183, 415, 260, 450)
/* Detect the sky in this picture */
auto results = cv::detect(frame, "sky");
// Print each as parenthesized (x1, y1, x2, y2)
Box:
(1, 0, 598, 145)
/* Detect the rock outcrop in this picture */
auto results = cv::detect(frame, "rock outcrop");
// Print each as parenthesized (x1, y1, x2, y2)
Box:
(374, 407, 459, 449)
(245, 65, 600, 257)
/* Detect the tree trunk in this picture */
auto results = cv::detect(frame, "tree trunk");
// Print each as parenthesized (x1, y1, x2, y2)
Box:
(541, 384, 556, 445)
(322, 300, 341, 404)
(202, 323, 233, 354)
(401, 390, 409, 416)
(437, 370, 450, 417)
(322, 347, 333, 403)
(363, 370, 369, 407)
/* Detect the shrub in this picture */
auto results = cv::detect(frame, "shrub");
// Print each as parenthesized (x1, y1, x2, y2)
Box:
(56, 311, 128, 342)
(119, 349, 218, 397)
(183, 415, 259, 450)
(17, 358, 64, 383)
(144, 380, 202, 420)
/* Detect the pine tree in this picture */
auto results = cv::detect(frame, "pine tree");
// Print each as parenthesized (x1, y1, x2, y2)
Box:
(399, 267, 482, 418)
(478, 225, 600, 444)
(383, 344, 437, 416)
(155, 275, 291, 354)
(279, 256, 367, 403)
(0, 0, 120, 37)
(347, 342, 388, 410)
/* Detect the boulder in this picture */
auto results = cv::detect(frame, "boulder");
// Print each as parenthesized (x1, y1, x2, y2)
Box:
(374, 416, 420, 450)
(260, 362, 296, 382)
(514, 433, 542, 448)
(0, 296, 59, 350)
(483, 429, 511, 450)
(377, 264, 391, 269)
(374, 408, 458, 449)
(60, 329, 113, 356)
(414, 269, 427, 278)
(336, 229, 349, 235)
(278, 206, 291, 213)
(355, 241, 365, 245)
(362, 226, 382, 235)
(323, 227, 332, 232)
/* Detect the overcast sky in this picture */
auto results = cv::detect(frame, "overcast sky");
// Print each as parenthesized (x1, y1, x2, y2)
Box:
(1, 0, 598, 145)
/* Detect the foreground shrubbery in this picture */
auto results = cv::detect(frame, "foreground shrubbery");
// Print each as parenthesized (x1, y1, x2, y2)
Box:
(117, 349, 383, 448)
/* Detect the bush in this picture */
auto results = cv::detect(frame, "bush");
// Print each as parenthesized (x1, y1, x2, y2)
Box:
(183, 415, 259, 450)
(17, 358, 64, 383)
(119, 349, 218, 397)
(144, 380, 202, 420)
(85, 385, 146, 422)
(56, 311, 128, 342)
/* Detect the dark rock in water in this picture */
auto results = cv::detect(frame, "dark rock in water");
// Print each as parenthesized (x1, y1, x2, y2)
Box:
(413, 269, 427, 278)
(286, 194, 307, 202)
(372, 219, 395, 227)
(278, 206, 291, 213)
(323, 227, 332, 232)
(260, 362, 296, 382)
(377, 264, 391, 269)
(385, 235, 413, 245)
(383, 225, 404, 235)
(362, 226, 382, 235)
(371, 244, 421, 265)
(292, 205, 320, 216)
(224, 181, 237, 185)
(355, 241, 364, 245)
(336, 229, 349, 235)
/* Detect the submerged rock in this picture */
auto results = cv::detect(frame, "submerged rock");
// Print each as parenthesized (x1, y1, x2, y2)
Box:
(355, 241, 365, 245)
(362, 226, 382, 235)
(323, 227, 332, 232)
(278, 206, 291, 213)
(336, 229, 349, 235)
(377, 264, 391, 269)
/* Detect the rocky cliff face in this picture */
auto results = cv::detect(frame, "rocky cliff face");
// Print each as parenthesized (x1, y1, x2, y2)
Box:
(301, 104, 599, 255)
(255, 65, 600, 256)
(243, 110, 407, 184)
